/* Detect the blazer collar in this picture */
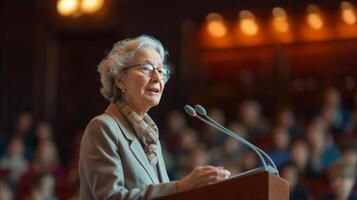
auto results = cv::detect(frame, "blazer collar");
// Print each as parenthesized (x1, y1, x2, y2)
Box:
(105, 103, 136, 141)
(104, 103, 160, 184)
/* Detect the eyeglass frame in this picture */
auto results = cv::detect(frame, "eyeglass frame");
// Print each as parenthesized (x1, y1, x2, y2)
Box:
(124, 62, 171, 83)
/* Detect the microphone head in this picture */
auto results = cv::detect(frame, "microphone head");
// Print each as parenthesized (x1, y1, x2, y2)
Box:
(184, 105, 197, 117)
(195, 104, 207, 116)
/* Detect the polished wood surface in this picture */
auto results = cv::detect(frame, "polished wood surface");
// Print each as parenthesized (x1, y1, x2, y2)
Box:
(154, 170, 289, 200)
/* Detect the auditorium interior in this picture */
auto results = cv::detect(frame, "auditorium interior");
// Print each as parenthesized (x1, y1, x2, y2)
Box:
(0, 0, 356, 199)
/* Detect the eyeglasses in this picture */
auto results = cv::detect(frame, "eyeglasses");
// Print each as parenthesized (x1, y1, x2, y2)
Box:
(126, 63, 170, 83)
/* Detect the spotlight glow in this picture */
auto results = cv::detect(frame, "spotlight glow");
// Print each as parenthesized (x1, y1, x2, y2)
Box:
(341, 1, 356, 25)
(307, 5, 323, 30)
(239, 10, 258, 36)
(272, 7, 289, 33)
(81, 0, 104, 14)
(206, 13, 227, 38)
(57, 0, 78, 16)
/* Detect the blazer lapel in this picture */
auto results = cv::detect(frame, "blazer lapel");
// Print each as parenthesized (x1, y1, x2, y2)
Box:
(105, 103, 159, 184)
(129, 139, 159, 184)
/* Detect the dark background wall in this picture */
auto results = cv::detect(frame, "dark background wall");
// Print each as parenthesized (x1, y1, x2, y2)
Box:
(1, 0, 357, 149)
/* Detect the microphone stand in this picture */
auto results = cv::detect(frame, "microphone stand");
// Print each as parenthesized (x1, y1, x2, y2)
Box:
(194, 105, 279, 176)
(184, 105, 279, 176)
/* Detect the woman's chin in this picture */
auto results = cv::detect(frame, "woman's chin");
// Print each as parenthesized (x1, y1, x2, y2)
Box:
(143, 96, 161, 107)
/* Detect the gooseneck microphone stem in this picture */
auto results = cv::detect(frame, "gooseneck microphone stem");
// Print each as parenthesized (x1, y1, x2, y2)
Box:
(202, 112, 279, 175)
(193, 104, 278, 175)
(184, 105, 269, 172)
(197, 113, 269, 171)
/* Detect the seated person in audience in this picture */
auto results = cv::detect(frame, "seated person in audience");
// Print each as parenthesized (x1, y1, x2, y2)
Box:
(201, 107, 227, 149)
(290, 138, 310, 174)
(281, 163, 310, 200)
(173, 127, 199, 157)
(305, 119, 341, 178)
(319, 160, 356, 200)
(28, 172, 58, 200)
(161, 110, 187, 152)
(238, 100, 270, 140)
(267, 126, 291, 167)
(173, 144, 211, 179)
(34, 121, 55, 145)
(317, 87, 351, 137)
(274, 105, 301, 138)
(0, 112, 35, 160)
(0, 137, 28, 187)
(26, 140, 64, 181)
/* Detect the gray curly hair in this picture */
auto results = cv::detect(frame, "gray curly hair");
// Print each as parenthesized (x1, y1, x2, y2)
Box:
(98, 35, 170, 102)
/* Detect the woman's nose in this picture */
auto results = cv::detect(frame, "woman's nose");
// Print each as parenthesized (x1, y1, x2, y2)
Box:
(150, 69, 162, 82)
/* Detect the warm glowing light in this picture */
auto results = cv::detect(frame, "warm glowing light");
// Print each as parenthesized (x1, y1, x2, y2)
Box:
(240, 19, 258, 35)
(239, 10, 258, 36)
(273, 19, 289, 33)
(206, 13, 227, 38)
(308, 14, 323, 29)
(307, 5, 323, 30)
(341, 1, 356, 25)
(57, 0, 79, 16)
(207, 21, 227, 37)
(272, 7, 289, 33)
(81, 0, 104, 14)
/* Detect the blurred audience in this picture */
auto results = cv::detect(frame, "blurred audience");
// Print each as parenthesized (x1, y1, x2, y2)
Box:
(28, 172, 58, 200)
(0, 137, 28, 188)
(3, 112, 36, 160)
(0, 87, 356, 199)
(274, 105, 301, 138)
(281, 163, 311, 200)
(29, 140, 64, 181)
(267, 126, 291, 167)
(34, 122, 54, 145)
(317, 87, 351, 137)
(0, 178, 13, 200)
(305, 119, 341, 178)
(200, 107, 227, 149)
(161, 110, 187, 152)
(290, 139, 310, 173)
(319, 160, 356, 200)
(238, 100, 270, 140)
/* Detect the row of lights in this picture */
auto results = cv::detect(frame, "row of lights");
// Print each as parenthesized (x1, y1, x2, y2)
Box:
(206, 2, 356, 38)
(57, 0, 104, 16)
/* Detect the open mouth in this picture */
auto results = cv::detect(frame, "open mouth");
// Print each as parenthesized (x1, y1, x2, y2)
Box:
(146, 88, 160, 94)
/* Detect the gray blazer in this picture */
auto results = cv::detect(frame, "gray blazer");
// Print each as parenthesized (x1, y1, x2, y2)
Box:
(79, 103, 177, 200)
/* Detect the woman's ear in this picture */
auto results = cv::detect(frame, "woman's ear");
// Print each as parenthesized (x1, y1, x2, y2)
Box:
(114, 75, 127, 91)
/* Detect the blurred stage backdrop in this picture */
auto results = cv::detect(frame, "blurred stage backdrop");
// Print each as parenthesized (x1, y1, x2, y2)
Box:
(0, 0, 357, 199)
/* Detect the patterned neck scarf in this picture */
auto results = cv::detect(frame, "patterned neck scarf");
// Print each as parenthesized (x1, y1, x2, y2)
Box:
(115, 100, 159, 166)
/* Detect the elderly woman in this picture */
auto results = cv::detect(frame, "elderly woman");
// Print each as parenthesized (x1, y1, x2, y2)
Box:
(79, 35, 230, 200)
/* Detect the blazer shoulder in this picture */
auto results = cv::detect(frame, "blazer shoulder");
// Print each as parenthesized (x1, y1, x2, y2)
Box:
(82, 113, 124, 143)
(87, 113, 118, 130)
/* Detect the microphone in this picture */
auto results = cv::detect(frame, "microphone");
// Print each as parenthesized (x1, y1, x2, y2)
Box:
(184, 104, 279, 176)
(194, 104, 279, 175)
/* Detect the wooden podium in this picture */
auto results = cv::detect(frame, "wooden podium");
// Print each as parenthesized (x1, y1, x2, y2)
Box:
(154, 169, 289, 200)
